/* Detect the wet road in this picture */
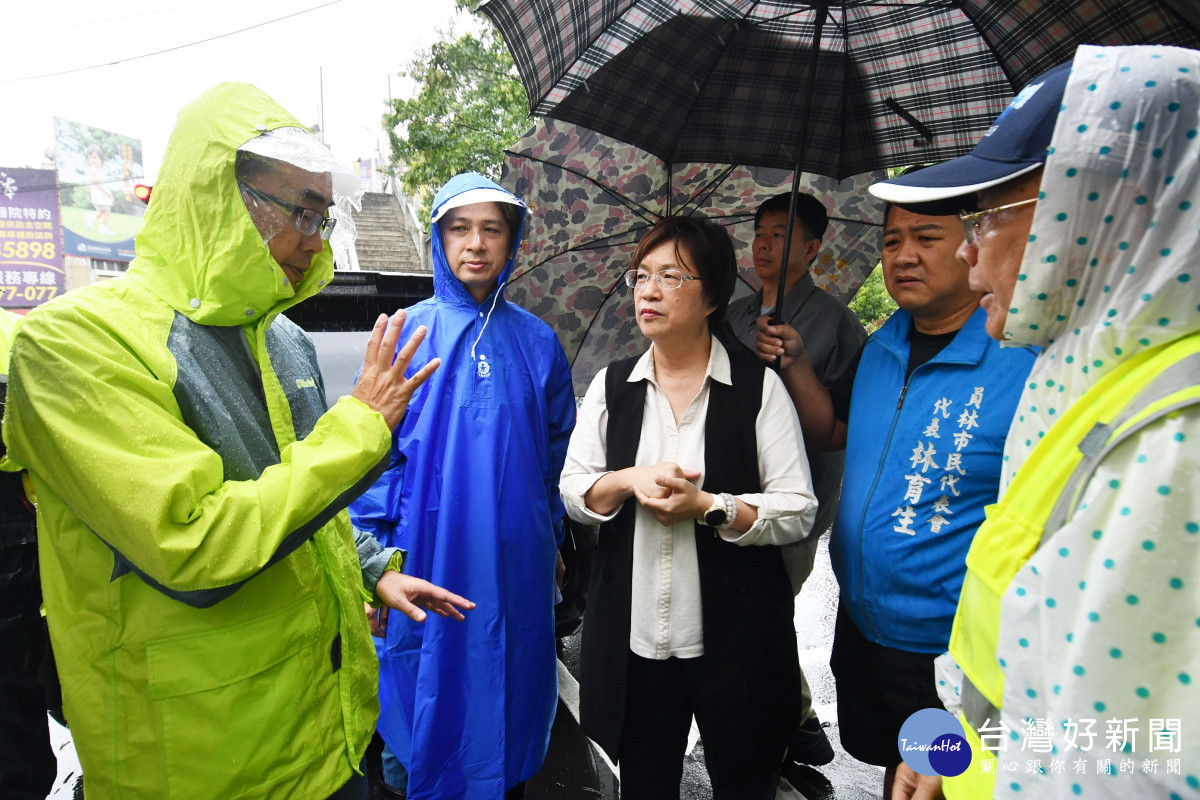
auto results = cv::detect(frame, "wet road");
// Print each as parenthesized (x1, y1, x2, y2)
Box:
(528, 530, 884, 799)
(46, 533, 882, 799)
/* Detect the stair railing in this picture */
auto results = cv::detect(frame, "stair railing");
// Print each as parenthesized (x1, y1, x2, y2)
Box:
(388, 178, 430, 273)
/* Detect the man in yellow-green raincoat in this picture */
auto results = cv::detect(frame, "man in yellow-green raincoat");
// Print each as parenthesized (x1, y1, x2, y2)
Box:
(0, 83, 471, 800)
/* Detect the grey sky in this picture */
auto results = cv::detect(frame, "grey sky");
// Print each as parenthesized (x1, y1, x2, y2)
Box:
(1, 0, 470, 180)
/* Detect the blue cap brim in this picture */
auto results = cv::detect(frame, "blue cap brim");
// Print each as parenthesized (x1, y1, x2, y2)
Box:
(869, 157, 1044, 204)
(870, 59, 1072, 204)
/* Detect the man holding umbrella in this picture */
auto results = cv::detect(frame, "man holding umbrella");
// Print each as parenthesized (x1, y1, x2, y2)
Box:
(720, 189, 865, 767)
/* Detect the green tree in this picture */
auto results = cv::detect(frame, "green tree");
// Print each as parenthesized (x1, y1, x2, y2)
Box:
(383, 0, 530, 227)
(848, 264, 897, 333)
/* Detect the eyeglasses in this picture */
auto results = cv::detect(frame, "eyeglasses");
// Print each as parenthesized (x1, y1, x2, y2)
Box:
(238, 180, 336, 240)
(959, 197, 1038, 245)
(623, 269, 703, 290)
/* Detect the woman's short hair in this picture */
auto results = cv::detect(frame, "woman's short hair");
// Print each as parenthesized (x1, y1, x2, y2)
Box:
(630, 216, 738, 330)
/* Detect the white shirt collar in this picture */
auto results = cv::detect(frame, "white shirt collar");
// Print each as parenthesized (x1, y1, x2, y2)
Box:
(628, 334, 733, 388)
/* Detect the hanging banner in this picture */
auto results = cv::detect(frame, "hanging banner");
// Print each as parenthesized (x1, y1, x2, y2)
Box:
(53, 117, 145, 262)
(0, 167, 66, 308)
(356, 157, 385, 193)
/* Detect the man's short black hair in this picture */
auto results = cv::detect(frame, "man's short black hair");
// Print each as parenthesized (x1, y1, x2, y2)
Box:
(438, 200, 523, 243)
(753, 192, 829, 242)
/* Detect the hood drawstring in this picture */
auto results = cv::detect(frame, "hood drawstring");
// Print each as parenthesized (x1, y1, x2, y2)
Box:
(470, 230, 520, 366)
(470, 276, 507, 365)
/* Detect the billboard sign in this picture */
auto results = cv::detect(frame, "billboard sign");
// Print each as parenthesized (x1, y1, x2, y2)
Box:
(356, 157, 385, 193)
(54, 117, 145, 262)
(0, 168, 66, 308)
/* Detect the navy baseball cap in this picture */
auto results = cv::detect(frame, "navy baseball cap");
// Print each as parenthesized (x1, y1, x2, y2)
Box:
(870, 59, 1072, 204)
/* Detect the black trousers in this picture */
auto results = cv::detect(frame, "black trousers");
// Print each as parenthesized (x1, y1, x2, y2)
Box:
(0, 613, 57, 800)
(617, 652, 777, 800)
(829, 602, 942, 767)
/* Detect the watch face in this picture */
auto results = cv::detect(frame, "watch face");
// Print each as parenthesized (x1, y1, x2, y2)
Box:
(704, 508, 726, 527)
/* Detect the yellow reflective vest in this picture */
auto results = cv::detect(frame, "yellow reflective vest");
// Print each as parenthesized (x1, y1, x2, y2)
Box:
(944, 332, 1200, 799)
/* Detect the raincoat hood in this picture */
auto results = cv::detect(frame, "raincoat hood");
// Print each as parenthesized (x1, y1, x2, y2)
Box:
(430, 172, 528, 307)
(349, 174, 572, 799)
(127, 82, 339, 327)
(1001, 44, 1200, 483)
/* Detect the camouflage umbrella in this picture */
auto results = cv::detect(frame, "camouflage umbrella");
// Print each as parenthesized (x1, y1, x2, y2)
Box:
(500, 118, 885, 396)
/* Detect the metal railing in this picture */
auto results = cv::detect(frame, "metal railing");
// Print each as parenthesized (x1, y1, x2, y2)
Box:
(387, 176, 429, 273)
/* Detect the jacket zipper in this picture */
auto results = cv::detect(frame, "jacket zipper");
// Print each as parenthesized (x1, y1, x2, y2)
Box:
(852, 373, 911, 642)
(851, 318, 989, 642)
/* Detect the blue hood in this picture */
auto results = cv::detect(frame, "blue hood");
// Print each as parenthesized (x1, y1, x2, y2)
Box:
(430, 173, 528, 307)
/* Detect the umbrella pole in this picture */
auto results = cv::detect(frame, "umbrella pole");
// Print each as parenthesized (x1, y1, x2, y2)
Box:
(772, 3, 829, 332)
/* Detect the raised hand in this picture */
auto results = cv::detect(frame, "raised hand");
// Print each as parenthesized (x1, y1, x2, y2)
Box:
(351, 310, 441, 430)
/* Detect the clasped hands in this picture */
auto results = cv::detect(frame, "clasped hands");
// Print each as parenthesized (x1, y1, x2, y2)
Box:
(628, 462, 706, 526)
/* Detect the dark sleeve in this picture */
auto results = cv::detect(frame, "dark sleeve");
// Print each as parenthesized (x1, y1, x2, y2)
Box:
(829, 340, 864, 424)
(789, 292, 866, 393)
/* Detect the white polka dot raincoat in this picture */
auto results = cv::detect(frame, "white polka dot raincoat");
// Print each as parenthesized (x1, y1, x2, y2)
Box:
(986, 44, 1200, 799)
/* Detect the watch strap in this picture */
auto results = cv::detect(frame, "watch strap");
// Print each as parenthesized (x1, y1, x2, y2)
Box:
(719, 492, 736, 530)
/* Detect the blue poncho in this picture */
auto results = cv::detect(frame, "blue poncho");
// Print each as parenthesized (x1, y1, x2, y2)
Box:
(350, 173, 575, 799)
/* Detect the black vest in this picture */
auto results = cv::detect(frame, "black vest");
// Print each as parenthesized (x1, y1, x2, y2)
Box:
(578, 348, 801, 777)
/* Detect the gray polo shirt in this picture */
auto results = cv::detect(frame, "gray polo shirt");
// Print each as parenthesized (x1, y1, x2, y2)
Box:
(721, 271, 866, 549)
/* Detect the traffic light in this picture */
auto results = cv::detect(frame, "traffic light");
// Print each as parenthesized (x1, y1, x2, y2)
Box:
(133, 184, 152, 204)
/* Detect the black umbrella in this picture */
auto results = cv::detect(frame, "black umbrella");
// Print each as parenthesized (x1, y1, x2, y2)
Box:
(480, 0, 1200, 320)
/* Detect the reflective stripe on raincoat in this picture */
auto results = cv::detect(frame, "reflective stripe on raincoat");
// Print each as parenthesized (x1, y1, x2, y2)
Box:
(350, 173, 575, 799)
(1, 83, 391, 800)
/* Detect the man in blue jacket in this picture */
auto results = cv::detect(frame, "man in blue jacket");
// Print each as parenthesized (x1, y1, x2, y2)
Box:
(350, 173, 576, 800)
(756, 191, 1035, 798)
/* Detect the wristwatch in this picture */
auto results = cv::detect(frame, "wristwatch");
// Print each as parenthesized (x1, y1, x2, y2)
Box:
(703, 492, 736, 530)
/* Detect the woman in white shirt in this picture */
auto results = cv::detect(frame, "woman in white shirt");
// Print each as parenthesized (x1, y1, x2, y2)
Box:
(560, 216, 818, 799)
